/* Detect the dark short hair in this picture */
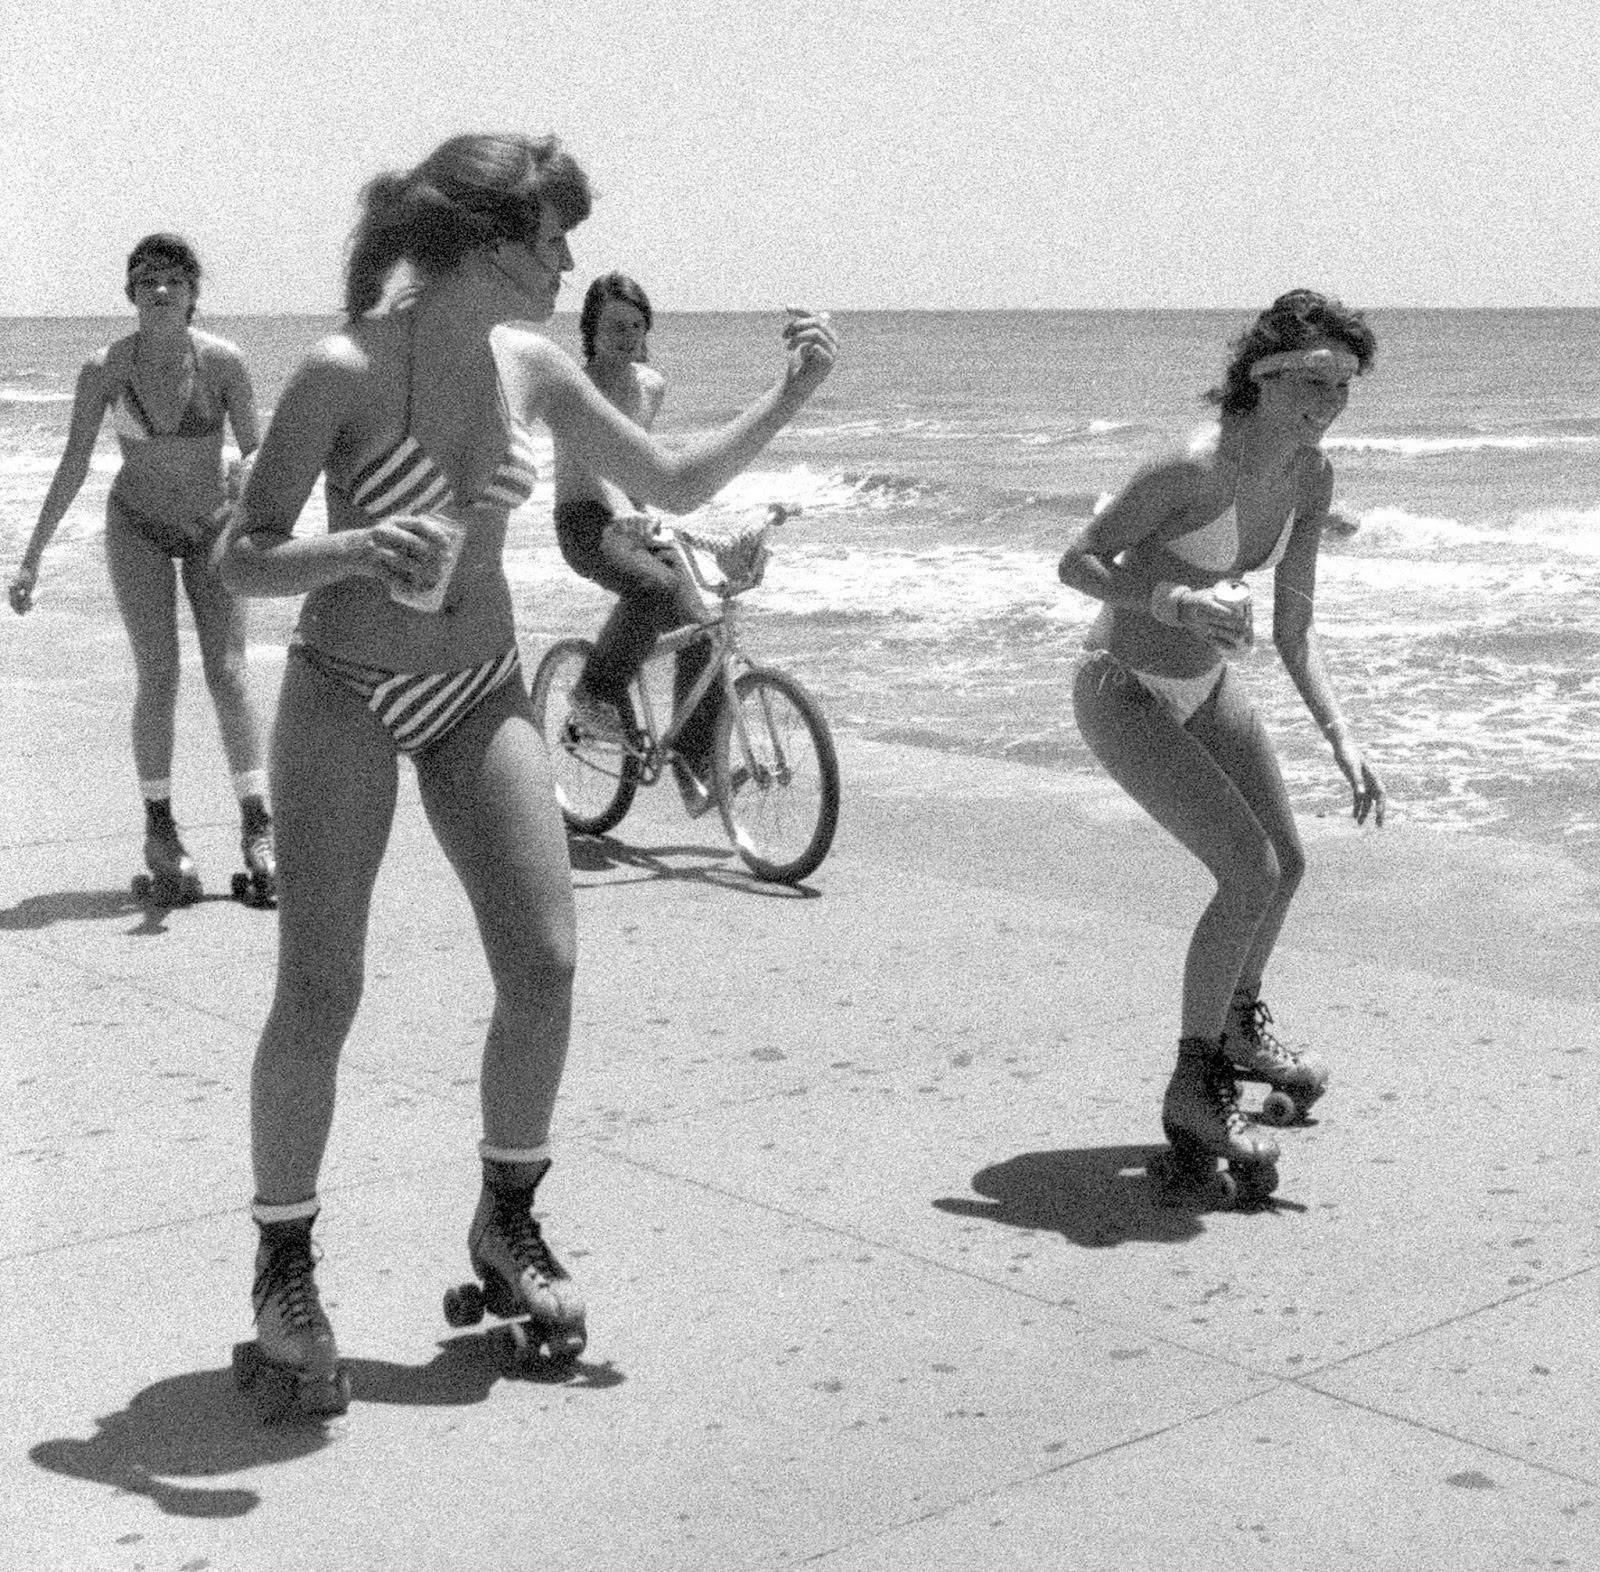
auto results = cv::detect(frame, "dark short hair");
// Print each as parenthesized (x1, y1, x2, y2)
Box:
(1207, 289, 1377, 416)
(580, 272, 653, 362)
(125, 233, 203, 320)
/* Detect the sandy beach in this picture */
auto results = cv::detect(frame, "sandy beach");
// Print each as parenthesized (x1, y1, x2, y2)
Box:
(4, 589, 1598, 1571)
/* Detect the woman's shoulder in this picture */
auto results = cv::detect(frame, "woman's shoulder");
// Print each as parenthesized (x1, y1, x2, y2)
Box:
(490, 321, 565, 365)
(92, 334, 137, 378)
(190, 325, 245, 358)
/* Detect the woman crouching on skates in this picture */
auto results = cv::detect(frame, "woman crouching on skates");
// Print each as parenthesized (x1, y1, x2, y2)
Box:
(1057, 289, 1385, 1206)
(220, 131, 837, 1418)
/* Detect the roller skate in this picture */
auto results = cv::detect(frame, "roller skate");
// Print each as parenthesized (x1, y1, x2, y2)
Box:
(132, 800, 202, 906)
(231, 795, 277, 909)
(232, 1212, 350, 1422)
(443, 1156, 587, 1369)
(1147, 1037, 1281, 1209)
(1224, 987, 1328, 1126)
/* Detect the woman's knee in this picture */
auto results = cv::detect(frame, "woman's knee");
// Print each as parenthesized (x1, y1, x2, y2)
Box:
(270, 956, 366, 1042)
(202, 645, 250, 705)
(1217, 837, 1282, 919)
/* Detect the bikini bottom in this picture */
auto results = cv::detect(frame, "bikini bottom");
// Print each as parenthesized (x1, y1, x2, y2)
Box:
(1092, 651, 1226, 726)
(110, 492, 228, 560)
(292, 642, 521, 755)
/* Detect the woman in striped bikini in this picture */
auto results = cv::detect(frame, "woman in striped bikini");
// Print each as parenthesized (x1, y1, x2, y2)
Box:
(219, 131, 837, 1418)
(1058, 290, 1384, 1205)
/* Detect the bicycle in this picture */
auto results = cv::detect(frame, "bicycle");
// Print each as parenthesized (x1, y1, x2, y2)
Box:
(530, 507, 841, 885)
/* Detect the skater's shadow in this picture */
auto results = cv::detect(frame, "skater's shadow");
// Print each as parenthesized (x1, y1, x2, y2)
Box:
(348, 1331, 626, 1401)
(568, 833, 819, 899)
(935, 1144, 1218, 1248)
(0, 885, 226, 937)
(28, 1340, 626, 1521)
(0, 887, 145, 931)
(28, 1365, 321, 1519)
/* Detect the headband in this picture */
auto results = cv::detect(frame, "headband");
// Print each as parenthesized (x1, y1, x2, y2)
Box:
(1248, 346, 1359, 383)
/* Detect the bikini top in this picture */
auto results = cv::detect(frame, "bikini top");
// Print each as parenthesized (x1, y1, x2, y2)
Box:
(110, 338, 225, 443)
(345, 315, 540, 519)
(1162, 503, 1295, 576)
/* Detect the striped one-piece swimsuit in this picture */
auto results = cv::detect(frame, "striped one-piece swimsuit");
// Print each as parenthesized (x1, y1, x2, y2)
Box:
(295, 317, 542, 756)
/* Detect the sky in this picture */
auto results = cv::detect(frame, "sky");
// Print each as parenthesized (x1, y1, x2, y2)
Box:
(4, 0, 1598, 316)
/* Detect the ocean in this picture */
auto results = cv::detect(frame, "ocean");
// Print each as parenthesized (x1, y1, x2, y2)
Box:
(5, 308, 1600, 864)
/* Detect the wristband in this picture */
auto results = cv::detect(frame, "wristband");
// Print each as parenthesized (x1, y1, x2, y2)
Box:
(1149, 581, 1189, 627)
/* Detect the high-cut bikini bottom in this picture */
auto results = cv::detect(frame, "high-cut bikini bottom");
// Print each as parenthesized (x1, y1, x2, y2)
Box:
(1082, 649, 1225, 727)
(109, 491, 228, 561)
(292, 642, 521, 755)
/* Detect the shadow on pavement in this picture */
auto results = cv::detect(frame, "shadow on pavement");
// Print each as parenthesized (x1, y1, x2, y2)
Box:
(568, 832, 820, 899)
(938, 1144, 1255, 1248)
(28, 1339, 625, 1519)
(0, 885, 244, 936)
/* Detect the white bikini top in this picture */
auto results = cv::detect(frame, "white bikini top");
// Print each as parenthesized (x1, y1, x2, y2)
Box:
(1163, 503, 1295, 575)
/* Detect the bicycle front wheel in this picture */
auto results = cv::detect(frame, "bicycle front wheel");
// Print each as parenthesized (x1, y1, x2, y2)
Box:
(529, 638, 640, 836)
(714, 667, 840, 884)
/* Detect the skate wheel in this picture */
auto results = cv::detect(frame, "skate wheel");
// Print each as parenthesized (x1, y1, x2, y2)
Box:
(443, 1282, 486, 1328)
(232, 872, 249, 900)
(1259, 1090, 1299, 1127)
(1228, 1159, 1280, 1206)
(180, 875, 203, 905)
(132, 873, 152, 899)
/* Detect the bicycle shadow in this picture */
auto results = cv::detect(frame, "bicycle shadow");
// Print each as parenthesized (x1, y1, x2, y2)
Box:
(28, 1337, 625, 1519)
(568, 832, 820, 899)
(934, 1143, 1302, 1248)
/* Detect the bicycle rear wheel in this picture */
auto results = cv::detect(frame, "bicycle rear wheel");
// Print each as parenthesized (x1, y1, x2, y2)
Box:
(713, 667, 840, 884)
(529, 638, 640, 836)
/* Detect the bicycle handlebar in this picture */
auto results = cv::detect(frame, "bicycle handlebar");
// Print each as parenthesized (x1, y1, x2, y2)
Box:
(664, 503, 795, 599)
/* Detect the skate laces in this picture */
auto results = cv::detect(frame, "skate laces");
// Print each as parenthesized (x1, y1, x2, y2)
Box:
(496, 1202, 567, 1285)
(254, 1235, 325, 1330)
(1233, 997, 1296, 1070)
(1203, 1055, 1252, 1138)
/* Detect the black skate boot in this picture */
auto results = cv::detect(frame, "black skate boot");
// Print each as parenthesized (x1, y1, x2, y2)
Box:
(1148, 1037, 1281, 1209)
(231, 794, 277, 908)
(1224, 986, 1328, 1126)
(443, 1155, 587, 1369)
(134, 799, 201, 906)
(233, 1212, 350, 1422)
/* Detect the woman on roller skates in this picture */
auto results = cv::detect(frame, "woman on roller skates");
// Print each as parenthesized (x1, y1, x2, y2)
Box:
(8, 234, 275, 907)
(1057, 290, 1386, 1209)
(219, 131, 837, 1419)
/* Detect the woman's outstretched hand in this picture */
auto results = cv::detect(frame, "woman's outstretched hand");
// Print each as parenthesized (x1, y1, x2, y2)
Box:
(781, 307, 837, 394)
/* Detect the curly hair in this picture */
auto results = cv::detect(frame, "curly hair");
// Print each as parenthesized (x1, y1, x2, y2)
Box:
(343, 133, 593, 320)
(579, 272, 653, 362)
(124, 233, 203, 322)
(1207, 290, 1377, 417)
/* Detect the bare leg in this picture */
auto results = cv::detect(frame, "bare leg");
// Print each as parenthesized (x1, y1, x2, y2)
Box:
(250, 653, 398, 1203)
(413, 677, 576, 1149)
(1184, 667, 1305, 991)
(182, 544, 267, 780)
(1073, 656, 1284, 1041)
(104, 503, 181, 786)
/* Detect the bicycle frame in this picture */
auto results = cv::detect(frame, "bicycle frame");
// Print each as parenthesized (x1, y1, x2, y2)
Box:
(615, 530, 763, 788)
